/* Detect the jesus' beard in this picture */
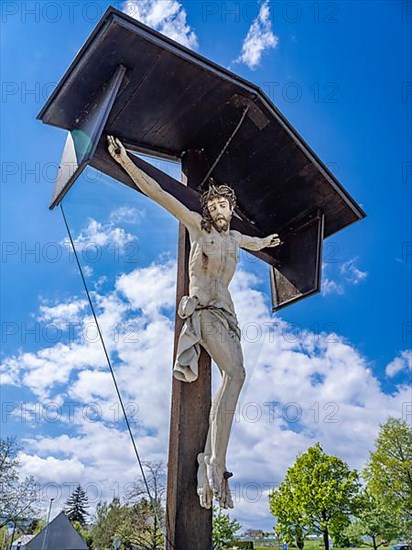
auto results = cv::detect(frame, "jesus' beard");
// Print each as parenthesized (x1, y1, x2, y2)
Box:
(213, 219, 230, 233)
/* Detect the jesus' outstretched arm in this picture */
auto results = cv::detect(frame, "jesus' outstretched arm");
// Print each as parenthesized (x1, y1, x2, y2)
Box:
(232, 231, 282, 251)
(107, 135, 201, 233)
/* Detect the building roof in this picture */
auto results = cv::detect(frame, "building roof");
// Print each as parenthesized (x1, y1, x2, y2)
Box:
(24, 511, 87, 550)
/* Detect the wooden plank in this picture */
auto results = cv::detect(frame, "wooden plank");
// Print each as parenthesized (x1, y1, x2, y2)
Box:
(49, 65, 127, 209)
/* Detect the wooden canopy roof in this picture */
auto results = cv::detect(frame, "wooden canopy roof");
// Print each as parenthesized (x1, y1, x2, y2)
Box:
(38, 6, 364, 239)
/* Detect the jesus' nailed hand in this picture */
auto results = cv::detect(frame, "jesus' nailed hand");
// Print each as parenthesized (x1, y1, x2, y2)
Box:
(107, 134, 281, 509)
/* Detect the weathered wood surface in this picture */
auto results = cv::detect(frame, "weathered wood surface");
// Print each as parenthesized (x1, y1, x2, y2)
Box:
(165, 150, 212, 550)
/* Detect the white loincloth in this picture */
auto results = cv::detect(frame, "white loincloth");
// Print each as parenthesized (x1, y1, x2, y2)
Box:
(173, 295, 241, 383)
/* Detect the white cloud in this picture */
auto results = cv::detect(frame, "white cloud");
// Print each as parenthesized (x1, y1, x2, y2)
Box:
(122, 0, 198, 49)
(68, 370, 115, 403)
(321, 278, 344, 296)
(1, 342, 107, 400)
(94, 276, 108, 291)
(385, 349, 412, 377)
(109, 206, 145, 225)
(58, 216, 138, 278)
(340, 257, 368, 285)
(116, 260, 176, 319)
(84, 265, 94, 277)
(37, 299, 88, 328)
(66, 218, 136, 250)
(19, 453, 86, 484)
(236, 1, 279, 69)
(321, 257, 367, 296)
(321, 262, 344, 295)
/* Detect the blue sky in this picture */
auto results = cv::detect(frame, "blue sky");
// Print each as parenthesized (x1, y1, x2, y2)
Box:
(1, 0, 411, 532)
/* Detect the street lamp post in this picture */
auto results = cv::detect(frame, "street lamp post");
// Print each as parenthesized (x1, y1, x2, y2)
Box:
(40, 498, 54, 550)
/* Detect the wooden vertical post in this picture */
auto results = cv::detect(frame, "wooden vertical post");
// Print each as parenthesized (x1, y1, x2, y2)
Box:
(165, 150, 212, 550)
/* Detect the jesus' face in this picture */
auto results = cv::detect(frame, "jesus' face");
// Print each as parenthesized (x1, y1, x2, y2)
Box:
(207, 197, 234, 233)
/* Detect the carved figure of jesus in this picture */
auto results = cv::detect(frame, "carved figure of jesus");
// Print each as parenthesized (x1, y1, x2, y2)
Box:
(108, 136, 281, 509)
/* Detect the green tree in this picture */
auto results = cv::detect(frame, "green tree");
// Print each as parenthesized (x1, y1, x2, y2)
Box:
(33, 518, 46, 534)
(212, 506, 241, 549)
(269, 443, 361, 550)
(92, 498, 161, 550)
(270, 479, 308, 549)
(343, 491, 400, 550)
(91, 462, 166, 549)
(125, 461, 165, 549)
(363, 417, 412, 532)
(118, 498, 164, 550)
(0, 526, 8, 550)
(64, 484, 89, 526)
(92, 498, 128, 548)
(0, 437, 38, 528)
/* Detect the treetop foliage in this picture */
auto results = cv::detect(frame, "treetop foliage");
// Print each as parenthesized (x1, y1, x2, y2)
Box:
(363, 417, 412, 532)
(270, 443, 361, 550)
(0, 437, 38, 528)
(64, 484, 90, 526)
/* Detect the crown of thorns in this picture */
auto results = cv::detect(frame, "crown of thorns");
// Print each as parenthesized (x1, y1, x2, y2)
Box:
(200, 181, 237, 211)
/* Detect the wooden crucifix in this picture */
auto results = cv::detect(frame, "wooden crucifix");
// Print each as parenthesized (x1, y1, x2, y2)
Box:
(37, 7, 365, 550)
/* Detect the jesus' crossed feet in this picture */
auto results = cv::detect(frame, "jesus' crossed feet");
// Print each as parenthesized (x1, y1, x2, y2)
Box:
(197, 453, 234, 509)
